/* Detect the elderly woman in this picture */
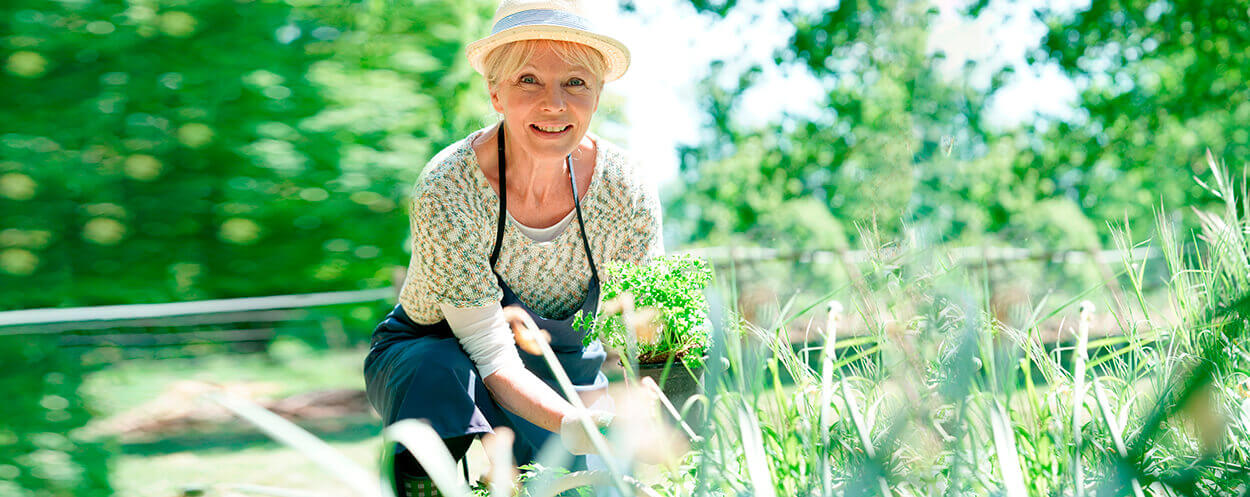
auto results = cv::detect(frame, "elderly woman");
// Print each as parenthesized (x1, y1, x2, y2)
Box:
(363, 0, 661, 494)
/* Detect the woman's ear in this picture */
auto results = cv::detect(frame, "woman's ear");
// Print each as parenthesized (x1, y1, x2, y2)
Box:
(489, 82, 504, 114)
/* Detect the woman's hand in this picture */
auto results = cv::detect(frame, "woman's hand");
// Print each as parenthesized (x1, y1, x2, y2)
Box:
(558, 409, 614, 455)
(500, 305, 549, 356)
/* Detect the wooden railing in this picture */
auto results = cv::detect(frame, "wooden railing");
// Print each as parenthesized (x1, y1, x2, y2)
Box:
(0, 288, 396, 353)
(680, 245, 1158, 265)
(0, 245, 1160, 348)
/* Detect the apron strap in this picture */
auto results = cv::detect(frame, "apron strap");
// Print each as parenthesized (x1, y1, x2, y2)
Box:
(567, 155, 599, 282)
(489, 124, 507, 268)
(489, 123, 599, 282)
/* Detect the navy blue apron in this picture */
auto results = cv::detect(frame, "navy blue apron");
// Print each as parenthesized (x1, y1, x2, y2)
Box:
(363, 125, 607, 466)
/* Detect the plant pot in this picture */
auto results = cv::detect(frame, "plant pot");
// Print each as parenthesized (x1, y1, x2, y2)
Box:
(636, 360, 703, 419)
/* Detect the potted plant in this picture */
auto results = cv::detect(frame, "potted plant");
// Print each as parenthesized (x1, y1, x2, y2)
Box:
(575, 254, 713, 408)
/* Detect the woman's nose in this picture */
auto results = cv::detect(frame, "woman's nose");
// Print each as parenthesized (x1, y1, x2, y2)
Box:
(540, 86, 566, 112)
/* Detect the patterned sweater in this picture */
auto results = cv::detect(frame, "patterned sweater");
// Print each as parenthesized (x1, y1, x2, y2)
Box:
(397, 128, 664, 324)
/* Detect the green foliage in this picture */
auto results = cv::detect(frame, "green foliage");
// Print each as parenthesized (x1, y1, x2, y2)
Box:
(0, 337, 112, 497)
(1006, 197, 1099, 251)
(0, 0, 492, 494)
(672, 0, 1249, 264)
(576, 255, 713, 365)
(669, 0, 1020, 254)
(157, 168, 1250, 497)
(658, 180, 1250, 496)
(0, 0, 494, 311)
(1032, 0, 1250, 238)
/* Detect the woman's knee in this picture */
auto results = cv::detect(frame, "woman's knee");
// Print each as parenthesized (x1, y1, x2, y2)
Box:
(395, 339, 481, 410)
(409, 339, 475, 381)
(364, 338, 473, 417)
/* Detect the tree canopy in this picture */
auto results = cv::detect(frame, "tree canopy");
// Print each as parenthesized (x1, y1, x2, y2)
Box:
(670, 0, 1246, 256)
(1, 0, 494, 310)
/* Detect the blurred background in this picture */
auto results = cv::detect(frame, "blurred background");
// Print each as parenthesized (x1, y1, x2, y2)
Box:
(2, 0, 1246, 495)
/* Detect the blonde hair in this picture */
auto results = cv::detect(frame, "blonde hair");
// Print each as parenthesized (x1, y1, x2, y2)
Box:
(482, 39, 607, 89)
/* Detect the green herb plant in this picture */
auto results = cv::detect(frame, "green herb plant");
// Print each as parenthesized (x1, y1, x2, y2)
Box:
(576, 254, 713, 368)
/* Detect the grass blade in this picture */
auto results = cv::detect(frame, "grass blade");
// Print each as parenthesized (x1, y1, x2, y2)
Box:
(204, 392, 383, 497)
(989, 402, 1028, 497)
(819, 300, 843, 497)
(1072, 300, 1094, 497)
(737, 406, 778, 497)
(1093, 381, 1146, 497)
(485, 428, 517, 497)
(384, 419, 473, 497)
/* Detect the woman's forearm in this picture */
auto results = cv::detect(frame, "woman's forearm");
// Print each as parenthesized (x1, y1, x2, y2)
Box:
(482, 364, 575, 433)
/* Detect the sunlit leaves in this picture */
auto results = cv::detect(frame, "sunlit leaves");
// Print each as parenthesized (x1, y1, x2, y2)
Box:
(0, 249, 39, 275)
(123, 154, 163, 181)
(243, 139, 308, 175)
(177, 123, 214, 148)
(157, 11, 197, 38)
(219, 218, 262, 245)
(0, 173, 37, 200)
(82, 218, 126, 246)
(243, 69, 285, 88)
(5, 51, 48, 78)
(0, 229, 53, 250)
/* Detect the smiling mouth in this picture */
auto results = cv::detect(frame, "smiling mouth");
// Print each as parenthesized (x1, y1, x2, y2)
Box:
(530, 123, 572, 136)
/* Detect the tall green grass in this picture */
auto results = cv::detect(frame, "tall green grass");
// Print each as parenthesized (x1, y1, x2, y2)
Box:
(208, 152, 1249, 496)
(657, 151, 1249, 496)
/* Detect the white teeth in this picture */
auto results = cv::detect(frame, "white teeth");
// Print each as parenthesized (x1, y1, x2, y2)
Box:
(534, 124, 567, 133)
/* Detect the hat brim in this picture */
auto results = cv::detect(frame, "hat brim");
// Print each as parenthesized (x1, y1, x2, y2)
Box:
(466, 25, 630, 83)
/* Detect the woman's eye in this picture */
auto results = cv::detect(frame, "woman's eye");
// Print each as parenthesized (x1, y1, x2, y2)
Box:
(520, 75, 537, 84)
(567, 77, 586, 87)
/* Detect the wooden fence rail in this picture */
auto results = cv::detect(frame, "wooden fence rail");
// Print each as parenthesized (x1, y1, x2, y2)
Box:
(0, 288, 395, 337)
(0, 245, 1159, 340)
(681, 246, 1159, 265)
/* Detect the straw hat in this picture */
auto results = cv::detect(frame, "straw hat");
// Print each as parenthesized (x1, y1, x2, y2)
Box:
(465, 0, 631, 82)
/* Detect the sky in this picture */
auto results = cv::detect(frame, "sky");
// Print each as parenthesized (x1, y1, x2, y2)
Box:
(602, 0, 1089, 187)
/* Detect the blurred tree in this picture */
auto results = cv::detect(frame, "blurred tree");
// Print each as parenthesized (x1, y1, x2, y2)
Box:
(672, 0, 1241, 261)
(0, 4, 508, 497)
(0, 0, 494, 310)
(0, 1, 494, 492)
(0, 336, 112, 497)
(670, 0, 1039, 251)
(1027, 0, 1250, 236)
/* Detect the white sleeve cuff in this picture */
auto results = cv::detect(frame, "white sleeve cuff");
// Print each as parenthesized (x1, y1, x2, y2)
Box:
(439, 301, 524, 378)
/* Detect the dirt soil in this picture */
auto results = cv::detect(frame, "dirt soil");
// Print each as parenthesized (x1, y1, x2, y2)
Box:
(88, 380, 372, 441)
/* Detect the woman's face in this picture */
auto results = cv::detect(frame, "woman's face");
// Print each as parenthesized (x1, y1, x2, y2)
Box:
(490, 42, 602, 163)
